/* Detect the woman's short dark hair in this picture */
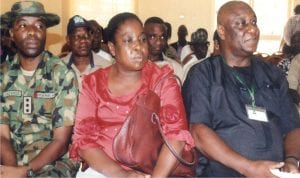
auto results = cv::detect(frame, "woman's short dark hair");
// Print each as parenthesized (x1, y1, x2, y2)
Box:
(105, 12, 142, 43)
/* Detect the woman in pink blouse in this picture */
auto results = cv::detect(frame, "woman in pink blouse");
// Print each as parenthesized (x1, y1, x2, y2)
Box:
(70, 12, 194, 178)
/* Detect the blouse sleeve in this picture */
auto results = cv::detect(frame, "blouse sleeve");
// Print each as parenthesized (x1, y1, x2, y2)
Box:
(70, 76, 104, 160)
(157, 76, 194, 151)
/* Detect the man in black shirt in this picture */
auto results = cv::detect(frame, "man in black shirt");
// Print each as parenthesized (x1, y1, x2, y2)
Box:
(183, 1, 300, 177)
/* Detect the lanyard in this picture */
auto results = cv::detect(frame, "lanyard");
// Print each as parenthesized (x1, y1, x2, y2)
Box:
(234, 74, 256, 109)
(221, 55, 256, 108)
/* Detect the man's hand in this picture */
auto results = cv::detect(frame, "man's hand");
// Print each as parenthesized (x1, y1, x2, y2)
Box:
(0, 165, 28, 178)
(243, 160, 284, 177)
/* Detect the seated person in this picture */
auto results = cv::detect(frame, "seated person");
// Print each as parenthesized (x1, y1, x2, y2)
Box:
(182, 28, 210, 81)
(183, 1, 300, 177)
(163, 22, 178, 61)
(70, 12, 194, 178)
(211, 29, 221, 57)
(287, 31, 300, 105)
(144, 16, 184, 83)
(88, 19, 113, 62)
(0, 1, 79, 177)
(170, 25, 189, 59)
(61, 15, 112, 90)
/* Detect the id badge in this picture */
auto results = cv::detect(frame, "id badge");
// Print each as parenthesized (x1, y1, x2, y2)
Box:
(245, 105, 268, 122)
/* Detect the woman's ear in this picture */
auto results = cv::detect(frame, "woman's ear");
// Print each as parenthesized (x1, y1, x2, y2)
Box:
(108, 41, 116, 57)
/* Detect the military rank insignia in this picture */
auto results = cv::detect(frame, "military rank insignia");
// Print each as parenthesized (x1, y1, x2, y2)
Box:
(23, 96, 32, 114)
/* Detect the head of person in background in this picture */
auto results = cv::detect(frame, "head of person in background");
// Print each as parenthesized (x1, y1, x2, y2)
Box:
(62, 15, 111, 90)
(277, 31, 300, 76)
(66, 15, 92, 62)
(0, 1, 79, 177)
(282, 30, 300, 58)
(88, 19, 109, 53)
(164, 22, 172, 41)
(189, 28, 210, 60)
(0, 15, 17, 63)
(283, 4, 300, 46)
(144, 16, 167, 61)
(163, 21, 178, 61)
(144, 17, 184, 82)
(294, 4, 300, 15)
(177, 25, 188, 47)
(170, 24, 189, 59)
(211, 30, 221, 57)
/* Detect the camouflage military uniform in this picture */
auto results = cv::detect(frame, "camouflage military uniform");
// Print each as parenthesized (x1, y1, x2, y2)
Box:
(0, 51, 79, 177)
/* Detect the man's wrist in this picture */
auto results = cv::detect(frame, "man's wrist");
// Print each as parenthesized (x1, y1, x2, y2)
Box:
(285, 156, 300, 169)
(25, 163, 35, 177)
(235, 158, 253, 176)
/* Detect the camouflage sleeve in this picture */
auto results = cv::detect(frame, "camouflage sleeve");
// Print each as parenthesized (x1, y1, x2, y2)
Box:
(0, 95, 9, 125)
(52, 66, 78, 128)
(0, 64, 9, 125)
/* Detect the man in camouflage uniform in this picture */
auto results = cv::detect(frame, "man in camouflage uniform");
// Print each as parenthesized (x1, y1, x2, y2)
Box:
(0, 1, 79, 177)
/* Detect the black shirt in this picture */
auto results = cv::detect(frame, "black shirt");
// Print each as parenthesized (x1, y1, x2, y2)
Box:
(182, 55, 300, 177)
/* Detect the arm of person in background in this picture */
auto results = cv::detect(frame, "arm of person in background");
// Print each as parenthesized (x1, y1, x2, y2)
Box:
(287, 55, 300, 105)
(281, 56, 300, 172)
(152, 75, 194, 177)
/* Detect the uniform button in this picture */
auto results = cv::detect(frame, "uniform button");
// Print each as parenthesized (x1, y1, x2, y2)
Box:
(105, 129, 108, 132)
(114, 128, 117, 131)
(125, 110, 129, 114)
(116, 105, 119, 109)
